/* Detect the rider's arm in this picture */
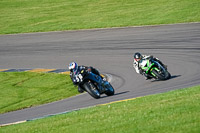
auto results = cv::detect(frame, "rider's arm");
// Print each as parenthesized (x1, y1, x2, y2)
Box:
(70, 71, 73, 80)
(69, 71, 78, 85)
(144, 55, 160, 61)
(133, 61, 140, 74)
(143, 55, 153, 59)
(72, 75, 79, 85)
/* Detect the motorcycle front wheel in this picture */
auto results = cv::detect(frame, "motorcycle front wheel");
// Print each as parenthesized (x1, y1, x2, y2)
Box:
(152, 69, 166, 80)
(105, 83, 115, 96)
(83, 81, 100, 99)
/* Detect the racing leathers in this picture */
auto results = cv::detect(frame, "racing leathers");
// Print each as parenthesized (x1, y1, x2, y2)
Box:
(70, 66, 101, 93)
(133, 55, 166, 80)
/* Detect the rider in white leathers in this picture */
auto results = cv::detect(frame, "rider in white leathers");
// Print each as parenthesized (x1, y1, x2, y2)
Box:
(133, 52, 167, 80)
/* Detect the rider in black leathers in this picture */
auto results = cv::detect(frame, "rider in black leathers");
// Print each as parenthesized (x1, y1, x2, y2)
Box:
(69, 62, 102, 93)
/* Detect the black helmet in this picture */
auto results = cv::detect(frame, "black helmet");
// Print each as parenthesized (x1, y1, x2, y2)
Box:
(134, 52, 142, 62)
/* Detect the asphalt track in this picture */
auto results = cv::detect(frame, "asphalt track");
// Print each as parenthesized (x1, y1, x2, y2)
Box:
(0, 23, 200, 125)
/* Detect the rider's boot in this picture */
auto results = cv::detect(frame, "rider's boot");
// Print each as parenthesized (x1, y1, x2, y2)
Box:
(78, 87, 84, 93)
(146, 76, 152, 80)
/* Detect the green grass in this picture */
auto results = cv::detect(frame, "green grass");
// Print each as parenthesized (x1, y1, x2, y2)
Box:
(0, 0, 199, 34)
(0, 72, 78, 114)
(1, 85, 199, 133)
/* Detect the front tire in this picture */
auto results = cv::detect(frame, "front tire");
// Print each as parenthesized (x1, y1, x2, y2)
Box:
(166, 72, 171, 79)
(152, 69, 166, 80)
(105, 83, 115, 96)
(83, 81, 100, 99)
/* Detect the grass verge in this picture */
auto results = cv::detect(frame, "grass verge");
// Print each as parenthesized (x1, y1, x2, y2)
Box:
(0, 72, 78, 114)
(0, 0, 199, 34)
(0, 85, 199, 132)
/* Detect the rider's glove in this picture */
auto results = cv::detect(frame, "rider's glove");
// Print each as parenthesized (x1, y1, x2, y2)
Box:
(73, 77, 78, 85)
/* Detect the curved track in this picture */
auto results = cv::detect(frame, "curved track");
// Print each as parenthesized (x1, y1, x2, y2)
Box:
(0, 23, 200, 125)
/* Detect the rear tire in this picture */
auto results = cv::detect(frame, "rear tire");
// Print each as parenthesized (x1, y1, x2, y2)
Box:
(83, 82, 100, 99)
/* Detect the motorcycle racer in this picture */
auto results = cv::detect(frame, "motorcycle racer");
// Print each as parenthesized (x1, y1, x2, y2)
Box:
(68, 62, 102, 93)
(133, 52, 167, 80)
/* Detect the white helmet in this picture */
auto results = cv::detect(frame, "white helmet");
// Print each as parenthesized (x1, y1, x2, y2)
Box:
(69, 62, 78, 72)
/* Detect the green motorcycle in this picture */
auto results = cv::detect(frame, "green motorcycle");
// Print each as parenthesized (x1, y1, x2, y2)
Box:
(140, 58, 171, 80)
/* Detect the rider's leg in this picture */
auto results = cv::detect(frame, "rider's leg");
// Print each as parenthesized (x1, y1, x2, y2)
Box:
(78, 86, 84, 93)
